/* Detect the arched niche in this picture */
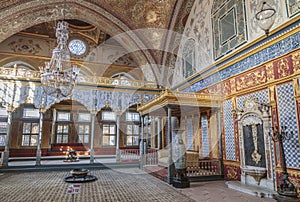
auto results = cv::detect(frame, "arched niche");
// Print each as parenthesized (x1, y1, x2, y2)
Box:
(236, 97, 274, 191)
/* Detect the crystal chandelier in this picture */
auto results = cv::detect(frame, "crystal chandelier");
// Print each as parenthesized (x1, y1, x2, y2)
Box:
(39, 21, 79, 97)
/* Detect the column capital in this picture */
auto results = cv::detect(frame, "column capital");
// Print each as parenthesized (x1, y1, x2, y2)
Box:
(6, 104, 15, 112)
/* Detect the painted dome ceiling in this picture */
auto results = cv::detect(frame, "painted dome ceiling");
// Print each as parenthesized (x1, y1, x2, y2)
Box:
(0, 0, 195, 84)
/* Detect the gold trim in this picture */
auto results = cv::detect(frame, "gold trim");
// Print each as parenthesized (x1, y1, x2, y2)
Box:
(276, 167, 300, 176)
(223, 160, 240, 167)
(18, 32, 50, 38)
(174, 18, 300, 91)
(0, 52, 138, 70)
(137, 89, 222, 115)
(0, 67, 160, 92)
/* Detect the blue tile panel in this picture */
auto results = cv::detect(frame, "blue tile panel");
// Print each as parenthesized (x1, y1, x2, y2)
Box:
(276, 82, 300, 168)
(201, 115, 209, 157)
(182, 22, 300, 93)
(223, 99, 236, 160)
(237, 89, 269, 109)
(187, 119, 193, 150)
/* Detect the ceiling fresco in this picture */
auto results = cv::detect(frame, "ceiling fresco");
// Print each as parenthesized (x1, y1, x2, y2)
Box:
(0, 0, 193, 85)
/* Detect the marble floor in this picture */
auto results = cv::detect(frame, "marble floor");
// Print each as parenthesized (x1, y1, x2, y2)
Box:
(0, 163, 276, 202)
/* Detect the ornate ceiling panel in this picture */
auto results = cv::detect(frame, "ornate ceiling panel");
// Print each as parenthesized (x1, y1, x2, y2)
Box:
(90, 0, 176, 29)
(0, 0, 191, 84)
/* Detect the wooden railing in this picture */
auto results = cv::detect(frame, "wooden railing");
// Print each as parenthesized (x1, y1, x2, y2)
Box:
(187, 159, 221, 177)
(120, 149, 140, 162)
(146, 149, 158, 165)
(120, 148, 159, 164)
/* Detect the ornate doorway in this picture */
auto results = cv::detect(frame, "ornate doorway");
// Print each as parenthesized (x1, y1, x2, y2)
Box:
(236, 97, 275, 190)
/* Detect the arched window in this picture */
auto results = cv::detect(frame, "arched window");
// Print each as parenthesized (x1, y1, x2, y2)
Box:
(4, 61, 35, 70)
(182, 39, 196, 78)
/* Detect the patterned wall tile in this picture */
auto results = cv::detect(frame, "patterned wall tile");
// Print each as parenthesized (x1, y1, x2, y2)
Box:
(187, 119, 193, 150)
(276, 82, 300, 168)
(201, 115, 209, 157)
(182, 22, 300, 93)
(223, 99, 236, 160)
(237, 89, 269, 109)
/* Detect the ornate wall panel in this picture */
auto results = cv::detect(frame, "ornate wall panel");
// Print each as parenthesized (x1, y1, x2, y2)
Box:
(187, 118, 193, 150)
(211, 0, 247, 60)
(224, 161, 241, 180)
(201, 115, 209, 157)
(276, 82, 300, 168)
(287, 0, 300, 17)
(0, 80, 156, 114)
(223, 99, 236, 160)
(236, 89, 269, 109)
(173, 0, 213, 86)
(182, 24, 300, 93)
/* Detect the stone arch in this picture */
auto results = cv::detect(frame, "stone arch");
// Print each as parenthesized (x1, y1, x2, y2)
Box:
(3, 61, 36, 70)
(0, 0, 158, 83)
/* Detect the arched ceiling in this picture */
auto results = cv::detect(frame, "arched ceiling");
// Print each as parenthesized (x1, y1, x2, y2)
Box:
(0, 0, 193, 84)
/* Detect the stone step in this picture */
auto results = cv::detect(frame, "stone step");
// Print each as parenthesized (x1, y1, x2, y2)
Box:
(226, 181, 277, 198)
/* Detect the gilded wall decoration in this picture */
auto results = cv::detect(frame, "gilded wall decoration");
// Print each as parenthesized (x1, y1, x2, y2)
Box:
(292, 52, 300, 72)
(224, 164, 241, 180)
(266, 62, 275, 81)
(274, 57, 293, 79)
(223, 80, 231, 96)
(235, 66, 267, 92)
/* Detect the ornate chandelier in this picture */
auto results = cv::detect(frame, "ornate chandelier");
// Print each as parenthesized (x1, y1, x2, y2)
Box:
(39, 21, 79, 97)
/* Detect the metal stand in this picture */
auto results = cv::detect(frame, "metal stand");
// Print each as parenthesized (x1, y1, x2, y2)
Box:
(271, 126, 298, 198)
(172, 168, 190, 188)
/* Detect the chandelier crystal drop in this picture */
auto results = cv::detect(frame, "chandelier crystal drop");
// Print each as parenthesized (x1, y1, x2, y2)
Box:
(39, 21, 80, 97)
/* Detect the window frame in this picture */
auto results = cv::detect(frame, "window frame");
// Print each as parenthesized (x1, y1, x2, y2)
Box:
(125, 124, 139, 146)
(21, 107, 40, 147)
(102, 123, 116, 146)
(0, 107, 8, 146)
(76, 112, 91, 144)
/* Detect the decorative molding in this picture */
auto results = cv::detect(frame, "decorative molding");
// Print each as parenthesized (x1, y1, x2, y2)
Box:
(211, 0, 247, 60)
